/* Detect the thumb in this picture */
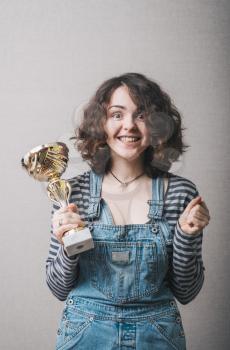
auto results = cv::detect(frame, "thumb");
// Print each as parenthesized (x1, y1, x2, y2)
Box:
(184, 196, 202, 213)
(67, 203, 78, 212)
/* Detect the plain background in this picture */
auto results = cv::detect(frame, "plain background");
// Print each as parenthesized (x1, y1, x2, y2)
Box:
(0, 1, 229, 349)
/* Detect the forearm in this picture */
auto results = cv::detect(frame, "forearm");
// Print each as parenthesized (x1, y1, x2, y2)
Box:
(169, 222, 205, 305)
(46, 234, 79, 301)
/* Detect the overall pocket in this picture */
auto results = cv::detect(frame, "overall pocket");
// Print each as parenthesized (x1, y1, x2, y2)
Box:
(89, 240, 160, 303)
(56, 306, 94, 350)
(149, 310, 186, 350)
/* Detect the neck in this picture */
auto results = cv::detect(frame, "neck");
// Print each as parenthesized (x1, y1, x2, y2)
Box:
(109, 156, 145, 182)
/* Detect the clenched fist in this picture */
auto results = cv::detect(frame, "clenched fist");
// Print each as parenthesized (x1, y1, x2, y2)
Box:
(178, 196, 210, 235)
(52, 203, 85, 244)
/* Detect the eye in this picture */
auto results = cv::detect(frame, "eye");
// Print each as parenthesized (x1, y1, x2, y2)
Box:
(111, 112, 122, 120)
(135, 113, 145, 121)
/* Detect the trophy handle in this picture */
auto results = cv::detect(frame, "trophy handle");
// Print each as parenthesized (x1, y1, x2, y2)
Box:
(47, 178, 71, 207)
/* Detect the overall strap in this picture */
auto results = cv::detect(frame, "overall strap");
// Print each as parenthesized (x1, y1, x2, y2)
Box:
(147, 176, 164, 221)
(87, 170, 103, 220)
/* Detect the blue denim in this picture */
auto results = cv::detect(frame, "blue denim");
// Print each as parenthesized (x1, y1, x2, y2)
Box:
(56, 171, 186, 350)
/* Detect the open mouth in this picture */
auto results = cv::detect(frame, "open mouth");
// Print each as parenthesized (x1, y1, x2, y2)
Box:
(117, 136, 141, 144)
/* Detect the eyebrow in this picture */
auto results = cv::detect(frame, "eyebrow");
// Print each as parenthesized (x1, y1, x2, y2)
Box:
(108, 105, 126, 110)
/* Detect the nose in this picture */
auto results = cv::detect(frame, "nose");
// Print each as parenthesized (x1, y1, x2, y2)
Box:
(123, 115, 137, 130)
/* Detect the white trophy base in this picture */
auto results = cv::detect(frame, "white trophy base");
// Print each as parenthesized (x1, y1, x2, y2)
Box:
(62, 227, 94, 257)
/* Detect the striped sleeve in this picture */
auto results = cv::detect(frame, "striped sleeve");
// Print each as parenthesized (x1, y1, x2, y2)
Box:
(164, 174, 205, 305)
(45, 171, 90, 301)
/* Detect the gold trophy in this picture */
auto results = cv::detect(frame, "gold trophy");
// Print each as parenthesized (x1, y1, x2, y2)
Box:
(21, 142, 94, 257)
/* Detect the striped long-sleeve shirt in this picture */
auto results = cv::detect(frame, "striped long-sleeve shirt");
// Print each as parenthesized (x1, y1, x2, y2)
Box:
(46, 171, 205, 304)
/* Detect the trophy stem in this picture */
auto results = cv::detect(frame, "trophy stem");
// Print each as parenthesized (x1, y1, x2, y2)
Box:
(47, 177, 71, 208)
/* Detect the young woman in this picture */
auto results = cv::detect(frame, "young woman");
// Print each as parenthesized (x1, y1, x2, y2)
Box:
(46, 73, 210, 350)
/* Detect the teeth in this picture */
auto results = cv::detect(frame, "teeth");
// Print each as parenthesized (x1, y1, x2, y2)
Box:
(118, 136, 140, 143)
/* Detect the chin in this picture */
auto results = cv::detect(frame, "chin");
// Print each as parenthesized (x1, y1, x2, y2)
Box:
(112, 150, 144, 162)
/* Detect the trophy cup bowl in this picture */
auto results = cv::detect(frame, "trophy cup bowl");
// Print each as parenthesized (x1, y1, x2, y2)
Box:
(21, 142, 94, 256)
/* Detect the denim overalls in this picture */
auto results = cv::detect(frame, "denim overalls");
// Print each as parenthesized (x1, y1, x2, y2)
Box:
(56, 170, 186, 350)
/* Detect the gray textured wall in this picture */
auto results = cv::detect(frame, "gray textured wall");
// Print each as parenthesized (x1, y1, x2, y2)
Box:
(0, 1, 229, 349)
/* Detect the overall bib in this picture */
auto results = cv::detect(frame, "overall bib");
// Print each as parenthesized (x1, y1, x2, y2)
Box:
(56, 171, 186, 350)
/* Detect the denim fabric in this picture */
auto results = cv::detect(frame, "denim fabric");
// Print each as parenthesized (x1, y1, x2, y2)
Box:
(56, 171, 186, 350)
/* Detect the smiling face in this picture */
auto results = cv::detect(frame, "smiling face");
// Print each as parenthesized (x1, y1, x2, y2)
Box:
(103, 85, 150, 163)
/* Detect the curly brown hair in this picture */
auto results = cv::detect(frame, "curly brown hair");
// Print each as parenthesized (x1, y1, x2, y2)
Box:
(74, 73, 188, 177)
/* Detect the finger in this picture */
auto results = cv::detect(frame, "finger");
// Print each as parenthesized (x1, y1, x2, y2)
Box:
(184, 196, 202, 213)
(52, 210, 80, 224)
(53, 204, 78, 216)
(54, 216, 82, 227)
(67, 203, 78, 213)
(53, 214, 84, 231)
(190, 204, 210, 217)
(59, 210, 82, 221)
(191, 204, 210, 220)
(200, 200, 209, 211)
(56, 206, 71, 214)
(193, 211, 210, 221)
(197, 205, 210, 217)
(52, 212, 66, 227)
(187, 216, 209, 229)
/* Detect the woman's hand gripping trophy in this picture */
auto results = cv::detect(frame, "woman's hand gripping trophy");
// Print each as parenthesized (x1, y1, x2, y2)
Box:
(52, 203, 85, 244)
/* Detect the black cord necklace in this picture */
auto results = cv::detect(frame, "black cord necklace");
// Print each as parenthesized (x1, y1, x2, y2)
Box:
(110, 170, 145, 188)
